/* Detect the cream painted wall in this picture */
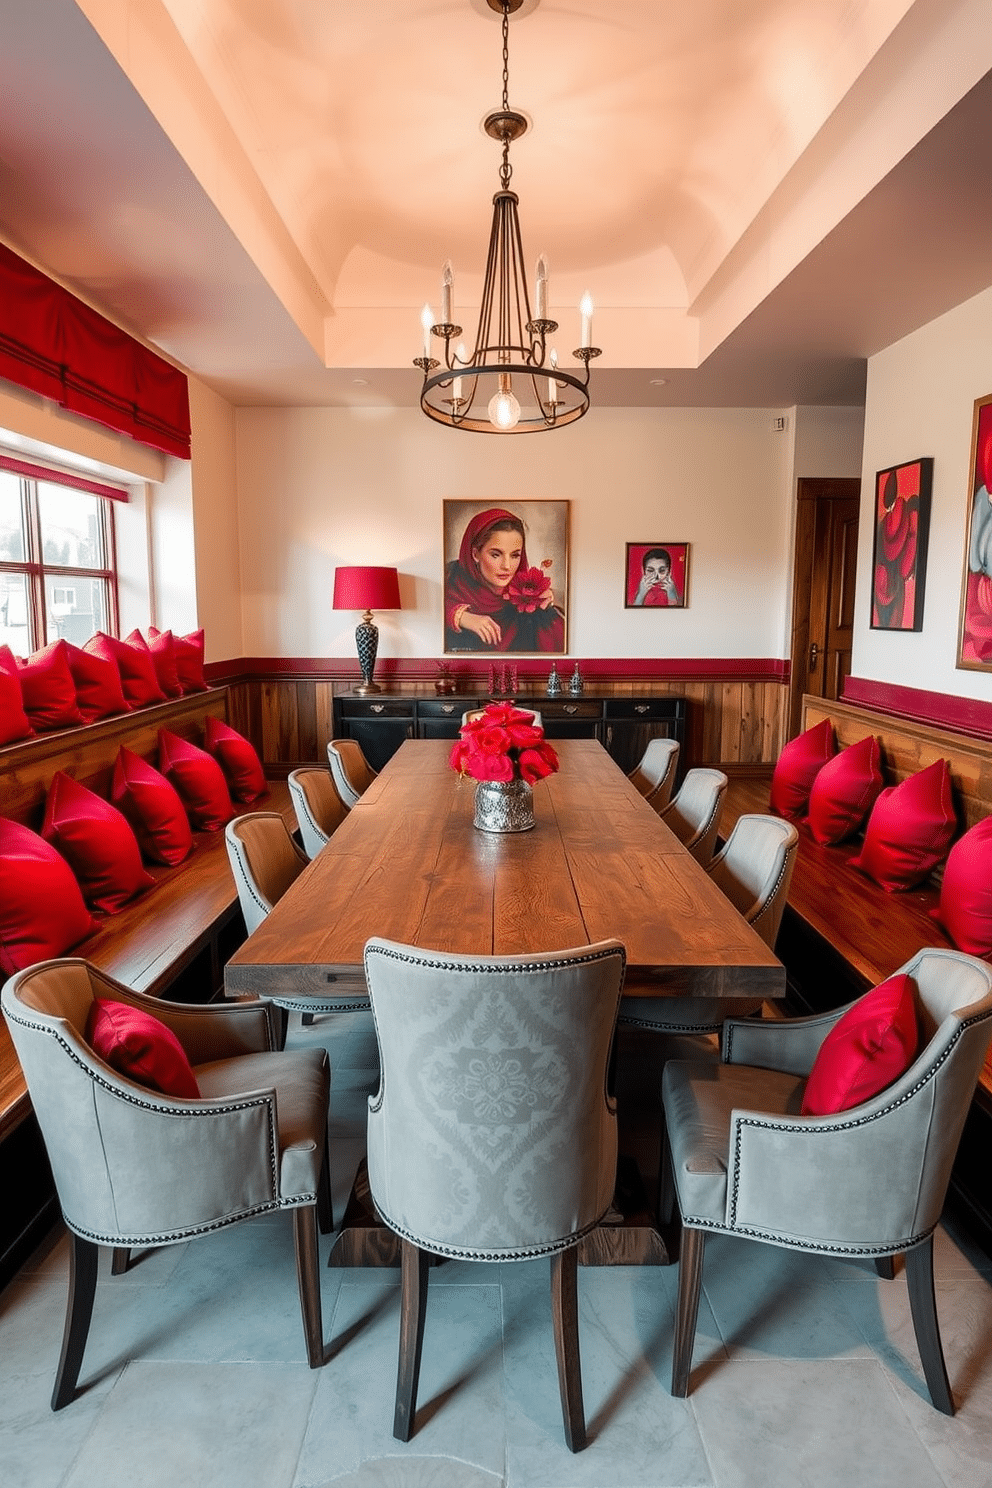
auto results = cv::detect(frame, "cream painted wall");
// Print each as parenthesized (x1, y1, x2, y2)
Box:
(854, 283, 992, 702)
(187, 374, 243, 661)
(233, 404, 802, 662)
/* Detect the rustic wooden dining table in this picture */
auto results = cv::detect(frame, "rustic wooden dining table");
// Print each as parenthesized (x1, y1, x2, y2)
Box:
(225, 737, 784, 1004)
(224, 738, 785, 1264)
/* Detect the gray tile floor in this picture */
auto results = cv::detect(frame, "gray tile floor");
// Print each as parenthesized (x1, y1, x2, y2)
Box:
(3, 1011, 992, 1488)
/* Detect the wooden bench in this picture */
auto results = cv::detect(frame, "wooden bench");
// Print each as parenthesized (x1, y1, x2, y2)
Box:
(723, 695, 992, 1253)
(0, 688, 295, 1142)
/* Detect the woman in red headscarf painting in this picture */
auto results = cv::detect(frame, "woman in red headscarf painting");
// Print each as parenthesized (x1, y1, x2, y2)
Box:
(444, 505, 565, 652)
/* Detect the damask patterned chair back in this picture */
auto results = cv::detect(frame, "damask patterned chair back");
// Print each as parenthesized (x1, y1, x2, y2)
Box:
(628, 736, 680, 810)
(326, 738, 377, 808)
(363, 936, 626, 1451)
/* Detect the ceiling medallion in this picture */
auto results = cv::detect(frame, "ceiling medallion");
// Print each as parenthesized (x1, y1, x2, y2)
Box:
(414, 0, 600, 433)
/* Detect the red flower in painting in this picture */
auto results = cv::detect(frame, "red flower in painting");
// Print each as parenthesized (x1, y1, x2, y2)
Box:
(507, 559, 554, 614)
(449, 704, 560, 784)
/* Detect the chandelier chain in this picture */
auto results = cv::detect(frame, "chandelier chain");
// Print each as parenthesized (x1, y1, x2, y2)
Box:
(500, 1, 512, 189)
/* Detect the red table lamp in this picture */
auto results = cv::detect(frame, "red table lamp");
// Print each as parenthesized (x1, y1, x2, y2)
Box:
(333, 565, 402, 695)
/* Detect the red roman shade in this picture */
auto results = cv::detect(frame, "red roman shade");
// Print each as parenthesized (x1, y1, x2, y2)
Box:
(0, 243, 191, 460)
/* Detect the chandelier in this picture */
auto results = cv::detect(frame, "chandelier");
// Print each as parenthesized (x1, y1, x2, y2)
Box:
(414, 0, 599, 433)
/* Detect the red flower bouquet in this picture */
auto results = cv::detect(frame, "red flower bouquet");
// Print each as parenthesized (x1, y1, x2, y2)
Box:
(449, 702, 560, 785)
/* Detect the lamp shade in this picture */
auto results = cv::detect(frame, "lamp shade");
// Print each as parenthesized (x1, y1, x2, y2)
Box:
(332, 566, 402, 612)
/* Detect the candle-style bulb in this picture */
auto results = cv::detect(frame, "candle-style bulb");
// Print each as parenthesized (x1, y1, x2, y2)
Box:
(547, 348, 558, 406)
(536, 254, 549, 320)
(421, 303, 433, 359)
(579, 291, 593, 347)
(441, 261, 453, 325)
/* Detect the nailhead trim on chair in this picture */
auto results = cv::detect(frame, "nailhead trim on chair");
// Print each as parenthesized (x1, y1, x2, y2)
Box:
(3, 1008, 283, 1203)
(675, 1007, 992, 1250)
(744, 850, 793, 933)
(365, 943, 626, 976)
(371, 1202, 609, 1263)
(228, 843, 272, 919)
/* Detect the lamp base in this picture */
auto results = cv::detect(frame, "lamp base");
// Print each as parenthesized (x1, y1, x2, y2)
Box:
(354, 617, 380, 695)
(351, 679, 382, 696)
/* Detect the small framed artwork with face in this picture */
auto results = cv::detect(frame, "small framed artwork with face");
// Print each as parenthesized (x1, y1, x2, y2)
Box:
(625, 543, 689, 608)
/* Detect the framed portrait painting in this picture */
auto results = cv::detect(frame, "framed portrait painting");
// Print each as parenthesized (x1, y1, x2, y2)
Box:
(870, 457, 933, 631)
(958, 394, 992, 670)
(443, 499, 568, 654)
(624, 542, 689, 609)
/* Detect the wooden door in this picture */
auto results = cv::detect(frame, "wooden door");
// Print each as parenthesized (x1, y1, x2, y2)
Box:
(788, 479, 861, 738)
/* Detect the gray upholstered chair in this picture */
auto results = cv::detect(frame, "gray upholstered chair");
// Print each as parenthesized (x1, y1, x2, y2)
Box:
(363, 936, 627, 1452)
(1, 958, 333, 1409)
(225, 811, 308, 936)
(661, 947, 992, 1413)
(658, 767, 728, 866)
(288, 765, 348, 859)
(628, 737, 680, 810)
(326, 738, 377, 809)
(226, 811, 369, 1030)
(619, 814, 799, 1039)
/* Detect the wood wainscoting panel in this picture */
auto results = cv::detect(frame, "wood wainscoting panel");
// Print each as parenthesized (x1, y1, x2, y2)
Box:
(223, 671, 790, 776)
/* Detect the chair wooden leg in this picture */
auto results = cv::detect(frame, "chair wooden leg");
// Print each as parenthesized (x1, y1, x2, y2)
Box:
(394, 1240, 430, 1442)
(292, 1205, 324, 1368)
(110, 1246, 130, 1275)
(905, 1236, 954, 1415)
(671, 1226, 706, 1398)
(316, 1142, 334, 1235)
(52, 1233, 99, 1410)
(302, 1013, 316, 1026)
(551, 1246, 587, 1452)
(874, 1254, 896, 1280)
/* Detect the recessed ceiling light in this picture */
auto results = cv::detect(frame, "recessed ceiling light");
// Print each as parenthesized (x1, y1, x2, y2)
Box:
(649, 377, 668, 386)
(352, 377, 369, 386)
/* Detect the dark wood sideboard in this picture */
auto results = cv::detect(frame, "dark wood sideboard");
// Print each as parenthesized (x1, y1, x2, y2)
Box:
(332, 693, 687, 776)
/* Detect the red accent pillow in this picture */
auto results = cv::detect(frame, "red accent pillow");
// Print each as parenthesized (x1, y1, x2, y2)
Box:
(63, 641, 129, 723)
(42, 771, 154, 914)
(85, 632, 166, 708)
(801, 973, 918, 1116)
(850, 760, 956, 891)
(125, 628, 183, 698)
(86, 998, 200, 1098)
(931, 817, 992, 956)
(0, 644, 33, 744)
(15, 640, 84, 730)
(111, 747, 194, 865)
(151, 626, 206, 692)
(770, 719, 835, 820)
(158, 728, 233, 831)
(0, 818, 96, 976)
(204, 715, 268, 804)
(807, 735, 883, 845)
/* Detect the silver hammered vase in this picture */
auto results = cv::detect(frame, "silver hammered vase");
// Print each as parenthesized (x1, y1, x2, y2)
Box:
(473, 777, 536, 833)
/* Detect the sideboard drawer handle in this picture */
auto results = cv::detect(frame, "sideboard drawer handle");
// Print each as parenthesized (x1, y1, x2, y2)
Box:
(441, 704, 455, 714)
(371, 704, 384, 714)
(564, 705, 577, 715)
(635, 705, 649, 714)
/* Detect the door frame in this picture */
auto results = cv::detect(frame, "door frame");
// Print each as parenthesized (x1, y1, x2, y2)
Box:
(788, 478, 862, 738)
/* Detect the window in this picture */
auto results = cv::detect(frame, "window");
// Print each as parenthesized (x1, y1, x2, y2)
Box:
(0, 459, 119, 654)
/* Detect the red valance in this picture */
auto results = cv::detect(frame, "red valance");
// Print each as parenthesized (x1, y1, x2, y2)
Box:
(0, 243, 191, 460)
